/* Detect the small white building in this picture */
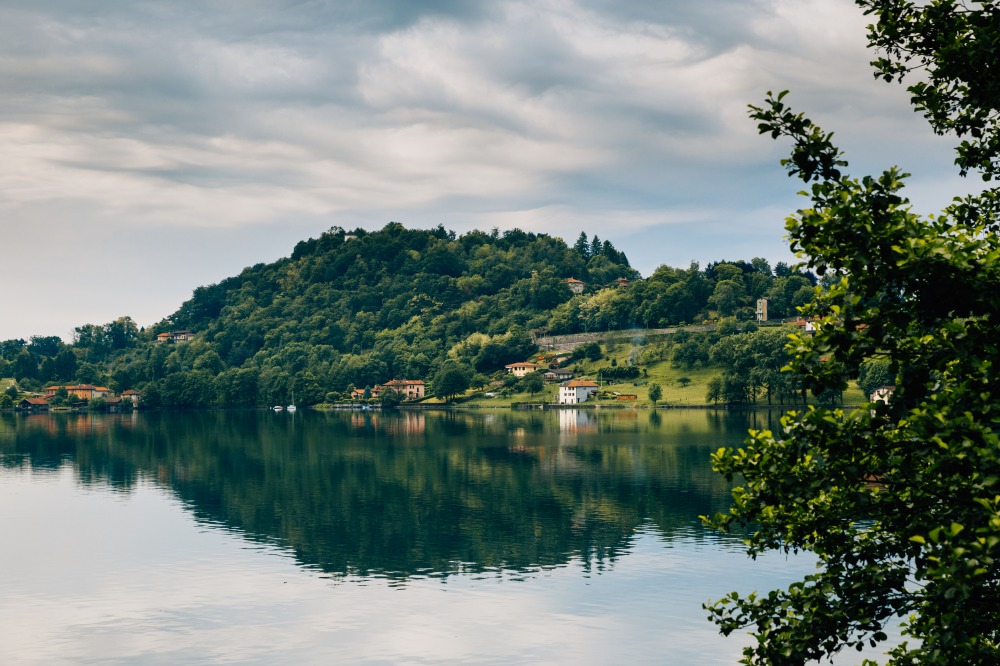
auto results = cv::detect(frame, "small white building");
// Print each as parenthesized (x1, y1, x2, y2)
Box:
(871, 385, 895, 404)
(559, 379, 600, 404)
(566, 278, 585, 295)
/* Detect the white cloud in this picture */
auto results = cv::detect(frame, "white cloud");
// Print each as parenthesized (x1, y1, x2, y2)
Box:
(0, 0, 978, 339)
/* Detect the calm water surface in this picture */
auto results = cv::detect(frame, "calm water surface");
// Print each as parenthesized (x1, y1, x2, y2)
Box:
(0, 409, 815, 665)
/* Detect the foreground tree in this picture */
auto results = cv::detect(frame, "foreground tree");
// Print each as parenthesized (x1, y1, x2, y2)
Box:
(706, 2, 1000, 664)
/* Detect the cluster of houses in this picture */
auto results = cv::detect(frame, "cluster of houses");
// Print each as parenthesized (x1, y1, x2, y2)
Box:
(16, 385, 141, 412)
(504, 361, 601, 404)
(344, 360, 604, 405)
(350, 379, 426, 401)
(155, 330, 195, 343)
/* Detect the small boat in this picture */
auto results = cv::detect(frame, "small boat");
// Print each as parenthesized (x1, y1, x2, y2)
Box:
(286, 404, 297, 412)
(273, 405, 284, 411)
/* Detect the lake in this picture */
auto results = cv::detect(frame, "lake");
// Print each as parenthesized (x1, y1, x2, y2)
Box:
(0, 408, 816, 665)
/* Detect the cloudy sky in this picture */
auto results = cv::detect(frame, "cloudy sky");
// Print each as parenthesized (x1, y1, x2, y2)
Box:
(0, 0, 980, 341)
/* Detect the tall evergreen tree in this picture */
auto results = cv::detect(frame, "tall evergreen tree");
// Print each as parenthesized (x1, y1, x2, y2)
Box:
(573, 231, 590, 258)
(589, 235, 602, 258)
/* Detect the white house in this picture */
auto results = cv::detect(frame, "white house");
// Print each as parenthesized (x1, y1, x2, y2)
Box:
(559, 379, 600, 404)
(871, 385, 895, 404)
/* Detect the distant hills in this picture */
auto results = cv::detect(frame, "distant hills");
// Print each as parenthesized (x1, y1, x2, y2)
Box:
(1, 222, 819, 407)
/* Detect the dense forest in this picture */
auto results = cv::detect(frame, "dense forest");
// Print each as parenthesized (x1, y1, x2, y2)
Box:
(1, 223, 822, 407)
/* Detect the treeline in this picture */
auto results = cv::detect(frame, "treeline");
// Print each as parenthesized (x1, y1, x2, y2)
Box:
(0, 223, 822, 407)
(545, 257, 818, 334)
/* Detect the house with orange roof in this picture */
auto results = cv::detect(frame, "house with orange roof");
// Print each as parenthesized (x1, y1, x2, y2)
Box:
(351, 380, 426, 401)
(17, 397, 50, 412)
(505, 362, 540, 378)
(156, 330, 195, 343)
(566, 278, 585, 295)
(789, 318, 821, 335)
(44, 384, 111, 400)
(559, 379, 600, 404)
(381, 379, 426, 400)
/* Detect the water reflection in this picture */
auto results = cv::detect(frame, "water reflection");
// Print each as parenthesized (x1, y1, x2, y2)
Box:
(0, 409, 771, 581)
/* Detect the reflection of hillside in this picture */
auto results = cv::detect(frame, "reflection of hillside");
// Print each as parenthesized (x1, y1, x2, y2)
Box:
(0, 410, 757, 579)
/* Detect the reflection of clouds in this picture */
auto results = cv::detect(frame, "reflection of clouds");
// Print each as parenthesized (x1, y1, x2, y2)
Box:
(1, 411, 906, 663)
(0, 471, 777, 664)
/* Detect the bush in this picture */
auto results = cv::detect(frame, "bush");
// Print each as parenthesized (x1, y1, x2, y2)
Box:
(572, 342, 603, 362)
(597, 365, 640, 381)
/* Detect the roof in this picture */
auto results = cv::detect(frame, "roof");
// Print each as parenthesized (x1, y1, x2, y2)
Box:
(505, 362, 539, 368)
(22, 397, 48, 405)
(383, 379, 425, 386)
(53, 384, 111, 392)
(564, 380, 599, 388)
(122, 389, 141, 395)
(566, 278, 583, 283)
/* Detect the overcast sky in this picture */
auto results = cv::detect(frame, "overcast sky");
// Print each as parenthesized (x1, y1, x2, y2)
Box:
(0, 0, 981, 341)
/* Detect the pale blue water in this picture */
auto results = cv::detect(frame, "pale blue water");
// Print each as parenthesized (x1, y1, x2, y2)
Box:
(0, 409, 832, 664)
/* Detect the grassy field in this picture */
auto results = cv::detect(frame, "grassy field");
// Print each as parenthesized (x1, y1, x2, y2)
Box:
(451, 344, 867, 408)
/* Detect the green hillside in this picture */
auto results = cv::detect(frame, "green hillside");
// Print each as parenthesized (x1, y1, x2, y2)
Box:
(1, 222, 834, 408)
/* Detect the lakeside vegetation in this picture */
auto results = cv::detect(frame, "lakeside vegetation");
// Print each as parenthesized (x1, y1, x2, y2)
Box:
(2, 223, 841, 409)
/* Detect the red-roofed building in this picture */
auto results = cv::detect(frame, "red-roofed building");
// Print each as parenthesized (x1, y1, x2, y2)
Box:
(381, 379, 426, 400)
(505, 362, 539, 378)
(44, 385, 110, 400)
(559, 379, 600, 404)
(156, 330, 195, 343)
(17, 397, 49, 412)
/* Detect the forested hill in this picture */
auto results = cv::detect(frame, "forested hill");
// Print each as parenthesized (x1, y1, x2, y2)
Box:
(1, 222, 819, 407)
(163, 223, 636, 372)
